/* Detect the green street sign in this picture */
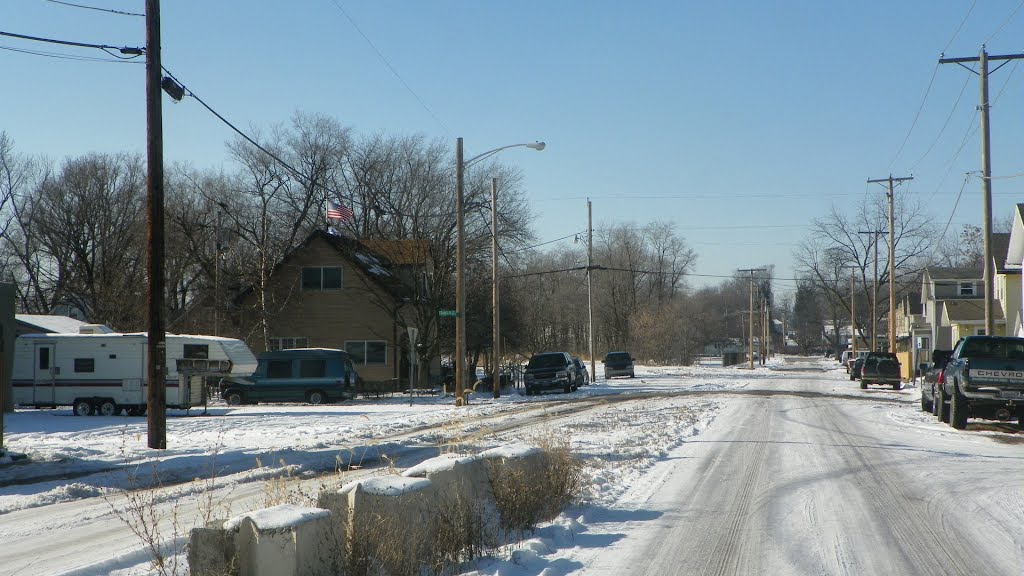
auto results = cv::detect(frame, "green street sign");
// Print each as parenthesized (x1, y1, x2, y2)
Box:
(438, 310, 459, 318)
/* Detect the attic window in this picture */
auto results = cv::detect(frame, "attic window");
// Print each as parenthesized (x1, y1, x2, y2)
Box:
(303, 266, 342, 291)
(959, 282, 975, 296)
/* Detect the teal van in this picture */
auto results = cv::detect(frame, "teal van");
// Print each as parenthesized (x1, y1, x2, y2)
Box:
(218, 348, 358, 405)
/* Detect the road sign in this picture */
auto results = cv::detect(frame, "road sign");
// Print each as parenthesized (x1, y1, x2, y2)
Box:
(438, 310, 459, 318)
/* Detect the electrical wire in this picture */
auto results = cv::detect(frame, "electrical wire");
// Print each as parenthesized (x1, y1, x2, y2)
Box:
(985, 0, 1024, 45)
(44, 0, 144, 17)
(909, 69, 972, 172)
(0, 29, 142, 54)
(502, 230, 587, 254)
(325, 0, 451, 137)
(944, 0, 977, 54)
(887, 63, 939, 172)
(0, 43, 140, 63)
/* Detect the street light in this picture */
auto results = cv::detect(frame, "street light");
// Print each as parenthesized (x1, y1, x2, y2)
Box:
(455, 138, 545, 405)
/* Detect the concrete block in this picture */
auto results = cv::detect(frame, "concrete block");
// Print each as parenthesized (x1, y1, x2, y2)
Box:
(224, 504, 333, 576)
(343, 476, 436, 574)
(188, 522, 236, 576)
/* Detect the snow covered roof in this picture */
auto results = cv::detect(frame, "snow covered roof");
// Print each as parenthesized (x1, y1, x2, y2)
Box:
(15, 314, 87, 334)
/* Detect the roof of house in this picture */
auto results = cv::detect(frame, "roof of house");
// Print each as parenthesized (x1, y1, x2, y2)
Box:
(360, 239, 431, 266)
(16, 314, 87, 334)
(942, 299, 1005, 323)
(926, 266, 983, 280)
(993, 232, 1016, 274)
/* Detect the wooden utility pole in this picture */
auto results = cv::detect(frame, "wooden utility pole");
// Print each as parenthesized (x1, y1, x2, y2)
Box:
(858, 231, 884, 352)
(145, 0, 167, 449)
(941, 47, 1024, 336)
(868, 175, 912, 354)
(587, 199, 595, 382)
(738, 268, 765, 369)
(491, 178, 500, 399)
(850, 271, 857, 356)
(454, 138, 466, 404)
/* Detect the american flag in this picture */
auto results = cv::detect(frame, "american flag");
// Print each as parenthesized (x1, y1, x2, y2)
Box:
(326, 200, 354, 222)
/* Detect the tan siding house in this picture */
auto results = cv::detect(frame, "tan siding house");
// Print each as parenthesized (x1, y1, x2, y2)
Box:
(232, 230, 422, 385)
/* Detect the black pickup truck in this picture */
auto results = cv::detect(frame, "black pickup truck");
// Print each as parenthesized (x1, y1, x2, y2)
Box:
(936, 336, 1024, 429)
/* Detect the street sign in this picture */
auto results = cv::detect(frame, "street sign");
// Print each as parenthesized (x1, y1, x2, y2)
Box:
(438, 310, 459, 318)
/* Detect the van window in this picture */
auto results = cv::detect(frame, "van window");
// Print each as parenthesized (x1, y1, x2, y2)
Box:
(300, 359, 326, 378)
(266, 359, 292, 378)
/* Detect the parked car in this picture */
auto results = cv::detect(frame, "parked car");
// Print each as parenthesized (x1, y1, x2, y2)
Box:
(921, 349, 953, 413)
(523, 352, 578, 395)
(859, 352, 901, 390)
(572, 357, 590, 387)
(937, 336, 1024, 429)
(218, 348, 358, 405)
(846, 350, 868, 373)
(603, 351, 635, 379)
(849, 357, 865, 380)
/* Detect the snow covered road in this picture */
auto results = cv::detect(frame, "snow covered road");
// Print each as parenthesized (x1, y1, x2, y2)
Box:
(570, 358, 1024, 576)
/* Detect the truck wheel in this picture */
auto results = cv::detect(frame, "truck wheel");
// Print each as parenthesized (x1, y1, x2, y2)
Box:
(224, 390, 244, 406)
(860, 380, 867, 390)
(950, 383, 969, 430)
(850, 372, 855, 381)
(936, 386, 950, 423)
(307, 390, 325, 405)
(73, 400, 93, 417)
(98, 400, 118, 417)
(892, 382, 901, 391)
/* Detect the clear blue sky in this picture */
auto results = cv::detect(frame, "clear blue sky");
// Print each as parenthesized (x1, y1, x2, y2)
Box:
(4, 1, 1024, 295)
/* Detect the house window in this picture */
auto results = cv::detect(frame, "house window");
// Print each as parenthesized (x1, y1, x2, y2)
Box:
(959, 282, 975, 296)
(302, 266, 342, 291)
(346, 340, 387, 365)
(270, 337, 309, 351)
(183, 344, 209, 359)
(918, 336, 930, 350)
(266, 360, 292, 379)
(977, 328, 986, 336)
(74, 358, 95, 373)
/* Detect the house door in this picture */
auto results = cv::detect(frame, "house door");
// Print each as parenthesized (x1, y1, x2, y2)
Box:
(33, 343, 56, 405)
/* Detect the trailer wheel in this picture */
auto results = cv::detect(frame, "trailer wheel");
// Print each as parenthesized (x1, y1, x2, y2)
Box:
(73, 400, 94, 417)
(98, 400, 118, 417)
(950, 382, 969, 430)
(307, 390, 325, 405)
(224, 390, 244, 406)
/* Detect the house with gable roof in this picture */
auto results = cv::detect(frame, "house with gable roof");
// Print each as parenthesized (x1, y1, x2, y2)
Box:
(1005, 204, 1024, 336)
(183, 229, 436, 387)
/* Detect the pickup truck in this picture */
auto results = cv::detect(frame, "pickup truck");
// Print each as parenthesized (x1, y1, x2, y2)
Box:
(859, 352, 901, 390)
(920, 349, 952, 413)
(523, 352, 579, 395)
(936, 336, 1024, 429)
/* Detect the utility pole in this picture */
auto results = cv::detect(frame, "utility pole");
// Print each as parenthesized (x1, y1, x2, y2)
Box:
(858, 231, 884, 352)
(491, 178, 500, 399)
(868, 175, 912, 354)
(145, 0, 167, 449)
(941, 47, 1024, 336)
(738, 268, 765, 369)
(587, 199, 595, 382)
(850, 270, 857, 356)
(454, 138, 466, 404)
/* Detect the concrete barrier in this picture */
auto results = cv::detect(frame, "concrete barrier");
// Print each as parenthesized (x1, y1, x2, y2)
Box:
(226, 504, 333, 576)
(189, 445, 550, 576)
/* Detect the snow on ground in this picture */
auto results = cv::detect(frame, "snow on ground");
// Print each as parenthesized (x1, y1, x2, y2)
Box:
(0, 354, 907, 575)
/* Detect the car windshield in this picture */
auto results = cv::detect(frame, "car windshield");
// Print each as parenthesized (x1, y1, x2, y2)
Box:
(605, 353, 630, 363)
(528, 354, 566, 369)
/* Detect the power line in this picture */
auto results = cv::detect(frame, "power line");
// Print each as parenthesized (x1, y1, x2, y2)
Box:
(985, 0, 1024, 44)
(0, 43, 140, 63)
(0, 29, 143, 55)
(943, 0, 977, 54)
(502, 230, 587, 254)
(326, 0, 451, 136)
(44, 0, 144, 17)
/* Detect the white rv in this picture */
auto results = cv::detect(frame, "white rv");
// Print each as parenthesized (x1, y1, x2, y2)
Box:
(12, 325, 258, 416)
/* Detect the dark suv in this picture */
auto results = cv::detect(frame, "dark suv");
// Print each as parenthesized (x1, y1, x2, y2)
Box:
(603, 351, 635, 379)
(523, 352, 578, 395)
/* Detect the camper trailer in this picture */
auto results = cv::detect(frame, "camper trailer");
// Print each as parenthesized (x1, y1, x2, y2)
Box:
(12, 325, 257, 416)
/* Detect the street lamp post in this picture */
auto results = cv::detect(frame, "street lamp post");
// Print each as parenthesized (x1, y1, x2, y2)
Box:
(454, 138, 545, 405)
